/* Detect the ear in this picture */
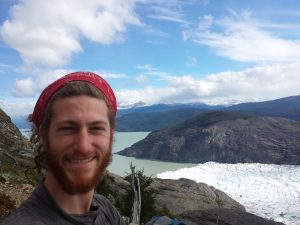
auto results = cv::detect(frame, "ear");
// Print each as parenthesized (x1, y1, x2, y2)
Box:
(110, 129, 115, 138)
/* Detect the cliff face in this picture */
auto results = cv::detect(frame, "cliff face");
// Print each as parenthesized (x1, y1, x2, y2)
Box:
(0, 109, 34, 183)
(118, 111, 300, 164)
(0, 109, 24, 149)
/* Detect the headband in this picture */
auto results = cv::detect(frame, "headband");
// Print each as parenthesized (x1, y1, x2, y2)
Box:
(32, 71, 117, 130)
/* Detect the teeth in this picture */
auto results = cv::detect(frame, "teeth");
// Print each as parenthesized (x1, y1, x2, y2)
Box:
(69, 158, 93, 164)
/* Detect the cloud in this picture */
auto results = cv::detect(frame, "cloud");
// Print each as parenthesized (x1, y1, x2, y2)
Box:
(136, 63, 169, 79)
(137, 64, 156, 72)
(13, 78, 35, 97)
(0, 99, 35, 117)
(12, 69, 128, 97)
(183, 10, 300, 64)
(135, 74, 149, 83)
(142, 25, 169, 37)
(0, 64, 13, 74)
(147, 2, 189, 24)
(116, 63, 300, 107)
(97, 71, 128, 79)
(13, 69, 71, 97)
(0, 0, 142, 67)
(9, 63, 300, 113)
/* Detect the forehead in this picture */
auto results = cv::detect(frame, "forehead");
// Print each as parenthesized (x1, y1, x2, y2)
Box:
(51, 95, 109, 122)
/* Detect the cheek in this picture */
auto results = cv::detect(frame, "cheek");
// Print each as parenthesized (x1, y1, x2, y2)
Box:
(50, 135, 74, 149)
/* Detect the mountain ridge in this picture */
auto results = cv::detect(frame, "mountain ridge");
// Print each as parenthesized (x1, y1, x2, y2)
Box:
(117, 111, 300, 164)
(11, 95, 300, 132)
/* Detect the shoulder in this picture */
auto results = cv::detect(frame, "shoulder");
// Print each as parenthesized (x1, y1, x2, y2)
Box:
(1, 206, 46, 225)
(93, 194, 125, 225)
(2, 183, 52, 225)
(93, 194, 118, 213)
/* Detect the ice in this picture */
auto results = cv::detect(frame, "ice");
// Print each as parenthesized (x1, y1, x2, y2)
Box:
(157, 162, 300, 225)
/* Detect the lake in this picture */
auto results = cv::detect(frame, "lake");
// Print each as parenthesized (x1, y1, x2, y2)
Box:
(108, 132, 197, 177)
(20, 130, 197, 177)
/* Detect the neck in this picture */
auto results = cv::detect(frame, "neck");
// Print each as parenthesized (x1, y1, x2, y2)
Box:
(44, 173, 94, 215)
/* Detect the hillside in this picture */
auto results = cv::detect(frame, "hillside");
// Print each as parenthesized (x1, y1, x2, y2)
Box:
(116, 108, 211, 131)
(225, 95, 300, 122)
(117, 102, 223, 117)
(117, 111, 300, 164)
(116, 95, 300, 132)
(0, 108, 34, 184)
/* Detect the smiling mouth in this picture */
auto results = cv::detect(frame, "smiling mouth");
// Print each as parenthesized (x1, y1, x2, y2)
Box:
(68, 157, 95, 164)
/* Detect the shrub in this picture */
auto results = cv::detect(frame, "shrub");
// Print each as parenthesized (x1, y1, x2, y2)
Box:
(122, 170, 157, 223)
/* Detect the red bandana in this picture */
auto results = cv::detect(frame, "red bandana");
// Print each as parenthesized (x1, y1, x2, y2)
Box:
(32, 71, 117, 130)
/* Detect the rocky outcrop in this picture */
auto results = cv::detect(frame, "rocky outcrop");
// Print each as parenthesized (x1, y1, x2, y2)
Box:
(102, 173, 245, 215)
(150, 178, 244, 215)
(179, 208, 285, 225)
(0, 109, 24, 149)
(118, 111, 300, 165)
(0, 108, 34, 183)
(102, 172, 285, 224)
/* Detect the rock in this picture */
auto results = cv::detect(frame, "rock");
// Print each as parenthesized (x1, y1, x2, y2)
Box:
(0, 108, 34, 183)
(102, 173, 245, 216)
(150, 178, 245, 215)
(102, 173, 284, 224)
(179, 208, 285, 225)
(0, 109, 25, 149)
(118, 111, 300, 165)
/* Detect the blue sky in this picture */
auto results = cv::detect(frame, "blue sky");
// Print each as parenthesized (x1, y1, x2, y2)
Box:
(1, 0, 300, 117)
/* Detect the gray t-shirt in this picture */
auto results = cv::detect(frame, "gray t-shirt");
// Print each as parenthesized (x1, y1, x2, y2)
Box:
(2, 182, 125, 225)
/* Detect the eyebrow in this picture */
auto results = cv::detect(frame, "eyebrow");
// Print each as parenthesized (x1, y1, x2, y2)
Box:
(54, 120, 109, 127)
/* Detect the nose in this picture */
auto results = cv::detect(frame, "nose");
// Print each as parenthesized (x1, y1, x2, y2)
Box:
(75, 128, 91, 154)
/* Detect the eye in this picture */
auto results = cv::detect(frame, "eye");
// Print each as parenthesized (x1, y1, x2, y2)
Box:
(59, 126, 74, 130)
(90, 126, 106, 133)
(57, 126, 77, 134)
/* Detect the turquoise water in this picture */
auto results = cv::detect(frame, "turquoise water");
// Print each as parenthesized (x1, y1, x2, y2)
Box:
(108, 132, 197, 177)
(20, 130, 197, 177)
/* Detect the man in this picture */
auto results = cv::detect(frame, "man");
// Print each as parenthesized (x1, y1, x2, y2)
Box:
(2, 72, 125, 225)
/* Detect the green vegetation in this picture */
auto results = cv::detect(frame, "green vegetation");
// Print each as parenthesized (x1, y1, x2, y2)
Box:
(96, 170, 173, 223)
(122, 170, 156, 223)
(0, 149, 36, 184)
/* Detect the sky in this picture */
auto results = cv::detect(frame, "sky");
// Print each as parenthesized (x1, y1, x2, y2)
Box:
(1, 0, 300, 118)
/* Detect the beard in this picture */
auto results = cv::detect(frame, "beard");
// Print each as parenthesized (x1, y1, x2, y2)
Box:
(44, 137, 113, 195)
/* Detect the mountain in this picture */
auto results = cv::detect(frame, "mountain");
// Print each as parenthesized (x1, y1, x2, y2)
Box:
(0, 109, 34, 183)
(225, 95, 300, 122)
(116, 95, 300, 132)
(116, 108, 211, 131)
(117, 102, 223, 118)
(11, 95, 300, 131)
(117, 111, 300, 164)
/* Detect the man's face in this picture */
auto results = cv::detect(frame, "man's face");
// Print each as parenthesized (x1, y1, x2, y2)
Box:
(44, 95, 113, 195)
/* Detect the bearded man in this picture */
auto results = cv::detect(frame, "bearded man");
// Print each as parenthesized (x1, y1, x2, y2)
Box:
(2, 72, 125, 225)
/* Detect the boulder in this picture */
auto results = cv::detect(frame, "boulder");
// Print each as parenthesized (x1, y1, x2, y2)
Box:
(179, 208, 285, 225)
(150, 178, 244, 215)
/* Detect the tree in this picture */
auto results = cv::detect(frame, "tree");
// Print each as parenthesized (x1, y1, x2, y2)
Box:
(124, 169, 156, 223)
